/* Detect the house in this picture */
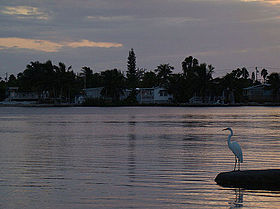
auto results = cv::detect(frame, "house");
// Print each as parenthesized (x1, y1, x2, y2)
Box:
(5, 87, 39, 103)
(78, 87, 173, 104)
(189, 95, 224, 104)
(137, 88, 154, 104)
(81, 87, 130, 102)
(75, 87, 103, 104)
(154, 87, 173, 104)
(83, 87, 103, 99)
(243, 84, 273, 103)
(137, 87, 173, 104)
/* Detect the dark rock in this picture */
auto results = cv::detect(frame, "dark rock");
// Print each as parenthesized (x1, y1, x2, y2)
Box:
(215, 169, 280, 190)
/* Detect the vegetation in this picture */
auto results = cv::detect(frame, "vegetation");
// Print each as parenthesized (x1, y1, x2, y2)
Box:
(1, 49, 279, 105)
(100, 69, 126, 102)
(126, 48, 142, 103)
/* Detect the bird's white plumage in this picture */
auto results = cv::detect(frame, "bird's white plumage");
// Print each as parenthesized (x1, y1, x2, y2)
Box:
(223, 127, 243, 170)
(229, 141, 243, 163)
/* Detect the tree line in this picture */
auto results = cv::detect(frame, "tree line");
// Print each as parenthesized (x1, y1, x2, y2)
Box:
(1, 48, 280, 103)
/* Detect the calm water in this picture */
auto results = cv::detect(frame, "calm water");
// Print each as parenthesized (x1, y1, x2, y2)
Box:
(0, 106, 280, 208)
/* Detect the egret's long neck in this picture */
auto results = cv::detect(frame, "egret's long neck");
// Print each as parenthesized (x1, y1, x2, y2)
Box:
(227, 130, 233, 146)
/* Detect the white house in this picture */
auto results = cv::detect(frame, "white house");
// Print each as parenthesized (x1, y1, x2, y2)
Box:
(137, 87, 173, 104)
(77, 86, 173, 104)
(137, 88, 154, 104)
(154, 87, 173, 104)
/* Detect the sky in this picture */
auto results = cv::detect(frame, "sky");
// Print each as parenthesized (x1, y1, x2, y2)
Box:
(1, 0, 280, 79)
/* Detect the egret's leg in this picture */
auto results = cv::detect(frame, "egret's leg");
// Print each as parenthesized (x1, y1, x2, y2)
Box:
(238, 160, 241, 171)
(234, 157, 237, 171)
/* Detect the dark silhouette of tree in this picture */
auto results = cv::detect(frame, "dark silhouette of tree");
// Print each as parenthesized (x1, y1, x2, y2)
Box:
(167, 73, 189, 103)
(126, 48, 139, 103)
(267, 72, 280, 102)
(0, 80, 6, 101)
(220, 68, 253, 103)
(126, 48, 137, 88)
(232, 68, 242, 79)
(17, 60, 54, 96)
(182, 56, 198, 77)
(140, 71, 157, 88)
(195, 64, 214, 98)
(155, 64, 174, 87)
(101, 69, 125, 102)
(180, 57, 215, 101)
(251, 72, 255, 82)
(261, 68, 268, 83)
(80, 66, 94, 88)
(92, 72, 104, 87)
(17, 60, 79, 103)
(53, 62, 77, 101)
(241, 67, 249, 79)
(5, 54, 280, 105)
(7, 74, 17, 86)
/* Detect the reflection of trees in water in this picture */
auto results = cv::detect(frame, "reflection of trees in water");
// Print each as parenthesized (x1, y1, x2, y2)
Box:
(229, 188, 243, 209)
(127, 116, 136, 183)
(128, 133, 136, 182)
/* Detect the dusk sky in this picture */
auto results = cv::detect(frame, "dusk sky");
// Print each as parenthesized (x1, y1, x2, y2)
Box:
(1, 0, 280, 78)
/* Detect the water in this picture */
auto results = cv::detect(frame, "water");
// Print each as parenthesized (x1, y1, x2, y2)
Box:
(0, 106, 280, 208)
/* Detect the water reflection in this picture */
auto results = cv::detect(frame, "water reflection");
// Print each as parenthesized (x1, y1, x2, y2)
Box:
(128, 115, 136, 184)
(1, 107, 280, 208)
(229, 188, 243, 208)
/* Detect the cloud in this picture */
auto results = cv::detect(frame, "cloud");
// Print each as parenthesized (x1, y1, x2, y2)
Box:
(0, 38, 123, 52)
(2, 0, 280, 76)
(67, 39, 123, 48)
(86, 15, 132, 22)
(1, 6, 49, 20)
(0, 38, 61, 52)
(241, 0, 280, 5)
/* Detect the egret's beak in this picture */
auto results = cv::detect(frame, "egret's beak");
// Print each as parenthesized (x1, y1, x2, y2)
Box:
(222, 128, 227, 131)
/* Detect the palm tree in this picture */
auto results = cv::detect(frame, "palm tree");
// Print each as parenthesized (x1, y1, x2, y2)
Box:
(261, 68, 268, 83)
(19, 60, 55, 98)
(140, 71, 157, 88)
(155, 64, 174, 87)
(241, 67, 249, 79)
(194, 64, 214, 98)
(167, 73, 189, 103)
(182, 56, 198, 76)
(101, 69, 125, 102)
(53, 62, 74, 101)
(80, 66, 93, 88)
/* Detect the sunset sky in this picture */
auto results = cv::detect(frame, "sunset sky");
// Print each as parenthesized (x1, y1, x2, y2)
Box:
(1, 0, 280, 78)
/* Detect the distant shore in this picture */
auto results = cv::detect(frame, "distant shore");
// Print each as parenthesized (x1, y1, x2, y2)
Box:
(1, 102, 280, 107)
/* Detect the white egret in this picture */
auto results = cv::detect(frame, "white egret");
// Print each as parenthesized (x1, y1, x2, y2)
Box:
(223, 127, 243, 171)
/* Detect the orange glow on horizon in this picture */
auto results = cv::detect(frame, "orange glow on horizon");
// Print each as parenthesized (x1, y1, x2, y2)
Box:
(242, 0, 280, 5)
(0, 37, 123, 52)
(66, 39, 123, 48)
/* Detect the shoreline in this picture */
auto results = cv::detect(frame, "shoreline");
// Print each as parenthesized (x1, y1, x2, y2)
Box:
(1, 103, 280, 107)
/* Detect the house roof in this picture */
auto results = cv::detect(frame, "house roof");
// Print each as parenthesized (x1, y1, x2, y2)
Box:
(243, 84, 271, 90)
